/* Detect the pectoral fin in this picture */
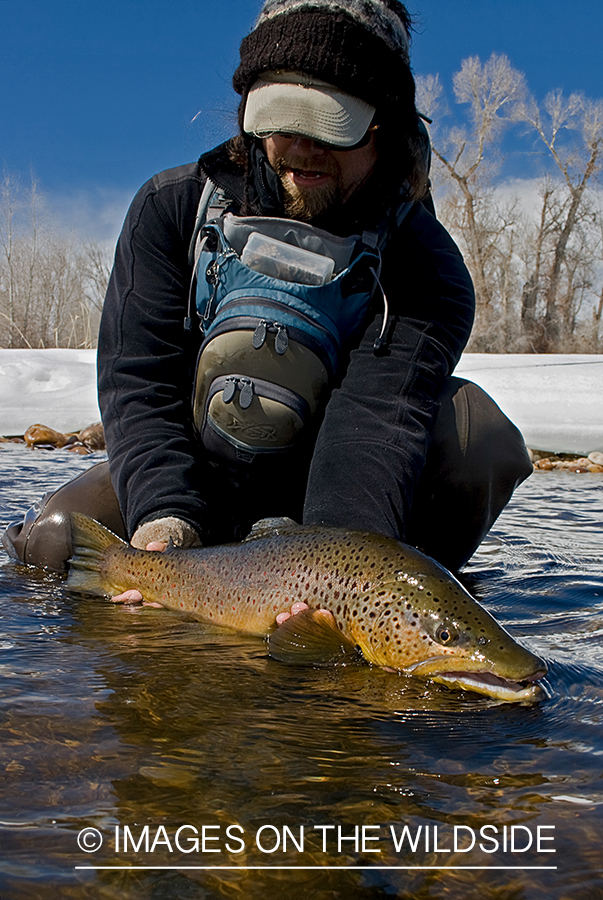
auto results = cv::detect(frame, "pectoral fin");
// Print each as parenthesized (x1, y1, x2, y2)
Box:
(268, 609, 363, 667)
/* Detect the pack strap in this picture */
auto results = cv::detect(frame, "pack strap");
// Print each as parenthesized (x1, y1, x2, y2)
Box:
(185, 179, 236, 331)
(188, 178, 234, 267)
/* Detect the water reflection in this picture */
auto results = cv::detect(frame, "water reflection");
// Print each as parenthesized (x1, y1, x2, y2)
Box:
(0, 448, 602, 899)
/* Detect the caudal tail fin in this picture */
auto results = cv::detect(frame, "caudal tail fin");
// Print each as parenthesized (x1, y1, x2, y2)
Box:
(67, 512, 125, 598)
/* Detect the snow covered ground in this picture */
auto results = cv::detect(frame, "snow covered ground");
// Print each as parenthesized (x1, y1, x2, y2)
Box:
(455, 354, 603, 454)
(0, 349, 99, 436)
(0, 348, 601, 454)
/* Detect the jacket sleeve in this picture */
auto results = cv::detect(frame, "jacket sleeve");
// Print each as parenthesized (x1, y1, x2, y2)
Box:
(97, 165, 208, 539)
(302, 203, 475, 540)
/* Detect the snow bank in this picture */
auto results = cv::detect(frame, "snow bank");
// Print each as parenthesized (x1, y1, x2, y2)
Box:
(0, 349, 99, 436)
(456, 354, 603, 454)
(0, 349, 601, 454)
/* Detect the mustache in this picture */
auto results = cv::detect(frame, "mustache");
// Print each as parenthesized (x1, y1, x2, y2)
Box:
(271, 155, 339, 178)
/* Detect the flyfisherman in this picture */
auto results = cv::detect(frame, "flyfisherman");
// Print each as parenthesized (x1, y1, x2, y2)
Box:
(4, 0, 531, 574)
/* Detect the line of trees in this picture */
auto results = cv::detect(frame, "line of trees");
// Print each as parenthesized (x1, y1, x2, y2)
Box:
(0, 174, 111, 349)
(417, 54, 603, 352)
(2, 54, 601, 352)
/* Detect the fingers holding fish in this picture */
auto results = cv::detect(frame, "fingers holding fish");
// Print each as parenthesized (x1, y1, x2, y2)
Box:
(145, 540, 168, 552)
(275, 602, 337, 630)
(110, 587, 165, 609)
(111, 588, 144, 604)
(275, 601, 310, 624)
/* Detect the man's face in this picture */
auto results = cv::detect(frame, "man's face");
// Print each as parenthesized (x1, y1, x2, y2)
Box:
(262, 132, 378, 222)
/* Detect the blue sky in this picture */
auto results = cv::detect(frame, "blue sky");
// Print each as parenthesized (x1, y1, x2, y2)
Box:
(1, 0, 601, 240)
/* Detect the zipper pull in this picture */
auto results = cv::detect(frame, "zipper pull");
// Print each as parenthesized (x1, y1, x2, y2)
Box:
(274, 323, 289, 355)
(203, 262, 220, 322)
(203, 250, 236, 322)
(222, 377, 237, 403)
(239, 378, 254, 409)
(252, 320, 268, 349)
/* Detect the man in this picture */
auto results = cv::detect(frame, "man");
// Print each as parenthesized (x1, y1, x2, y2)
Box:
(3, 0, 531, 574)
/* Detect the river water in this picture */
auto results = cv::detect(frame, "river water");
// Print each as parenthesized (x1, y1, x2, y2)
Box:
(0, 445, 602, 900)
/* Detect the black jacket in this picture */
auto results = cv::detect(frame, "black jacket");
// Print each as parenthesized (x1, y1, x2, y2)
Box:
(98, 141, 474, 543)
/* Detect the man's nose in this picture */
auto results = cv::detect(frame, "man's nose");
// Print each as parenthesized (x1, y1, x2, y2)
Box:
(287, 135, 327, 155)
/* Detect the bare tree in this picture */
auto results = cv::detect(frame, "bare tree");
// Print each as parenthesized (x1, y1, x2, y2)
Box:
(0, 174, 110, 348)
(418, 56, 603, 353)
(417, 55, 527, 347)
(82, 241, 113, 314)
(515, 91, 603, 349)
(0, 172, 21, 347)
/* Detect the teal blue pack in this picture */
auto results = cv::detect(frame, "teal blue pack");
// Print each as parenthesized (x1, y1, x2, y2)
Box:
(189, 181, 412, 463)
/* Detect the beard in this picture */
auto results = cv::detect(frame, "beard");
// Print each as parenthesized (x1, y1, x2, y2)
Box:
(271, 154, 342, 222)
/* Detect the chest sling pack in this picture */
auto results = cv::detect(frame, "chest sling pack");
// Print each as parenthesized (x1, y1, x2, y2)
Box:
(188, 178, 414, 464)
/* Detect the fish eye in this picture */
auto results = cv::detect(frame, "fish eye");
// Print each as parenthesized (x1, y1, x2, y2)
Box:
(436, 624, 457, 645)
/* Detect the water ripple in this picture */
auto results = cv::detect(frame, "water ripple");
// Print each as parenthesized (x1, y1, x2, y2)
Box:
(0, 452, 601, 899)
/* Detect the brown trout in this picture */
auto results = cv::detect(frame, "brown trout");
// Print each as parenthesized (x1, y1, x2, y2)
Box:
(67, 514, 547, 702)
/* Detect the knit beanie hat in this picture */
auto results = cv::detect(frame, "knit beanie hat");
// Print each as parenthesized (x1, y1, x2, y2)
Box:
(233, 0, 416, 126)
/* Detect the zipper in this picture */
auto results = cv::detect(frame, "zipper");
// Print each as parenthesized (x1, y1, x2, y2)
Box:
(252, 320, 289, 354)
(200, 314, 336, 375)
(212, 375, 310, 420)
(221, 375, 254, 409)
(202, 249, 237, 324)
(211, 296, 339, 346)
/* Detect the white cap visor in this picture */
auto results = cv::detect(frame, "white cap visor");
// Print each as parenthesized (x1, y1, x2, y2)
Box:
(243, 71, 376, 148)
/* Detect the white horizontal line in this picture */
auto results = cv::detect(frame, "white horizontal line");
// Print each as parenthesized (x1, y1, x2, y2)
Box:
(75, 865, 558, 871)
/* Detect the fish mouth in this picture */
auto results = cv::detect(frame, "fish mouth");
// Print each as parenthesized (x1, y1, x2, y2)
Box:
(431, 669, 548, 703)
(404, 656, 548, 703)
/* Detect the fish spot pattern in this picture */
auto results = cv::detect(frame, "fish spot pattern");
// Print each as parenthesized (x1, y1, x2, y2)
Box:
(99, 526, 537, 685)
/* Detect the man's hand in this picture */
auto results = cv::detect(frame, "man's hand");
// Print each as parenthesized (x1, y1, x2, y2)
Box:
(111, 517, 201, 606)
(130, 516, 202, 550)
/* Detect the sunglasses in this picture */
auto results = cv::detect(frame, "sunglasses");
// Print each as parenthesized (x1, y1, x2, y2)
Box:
(257, 124, 379, 152)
